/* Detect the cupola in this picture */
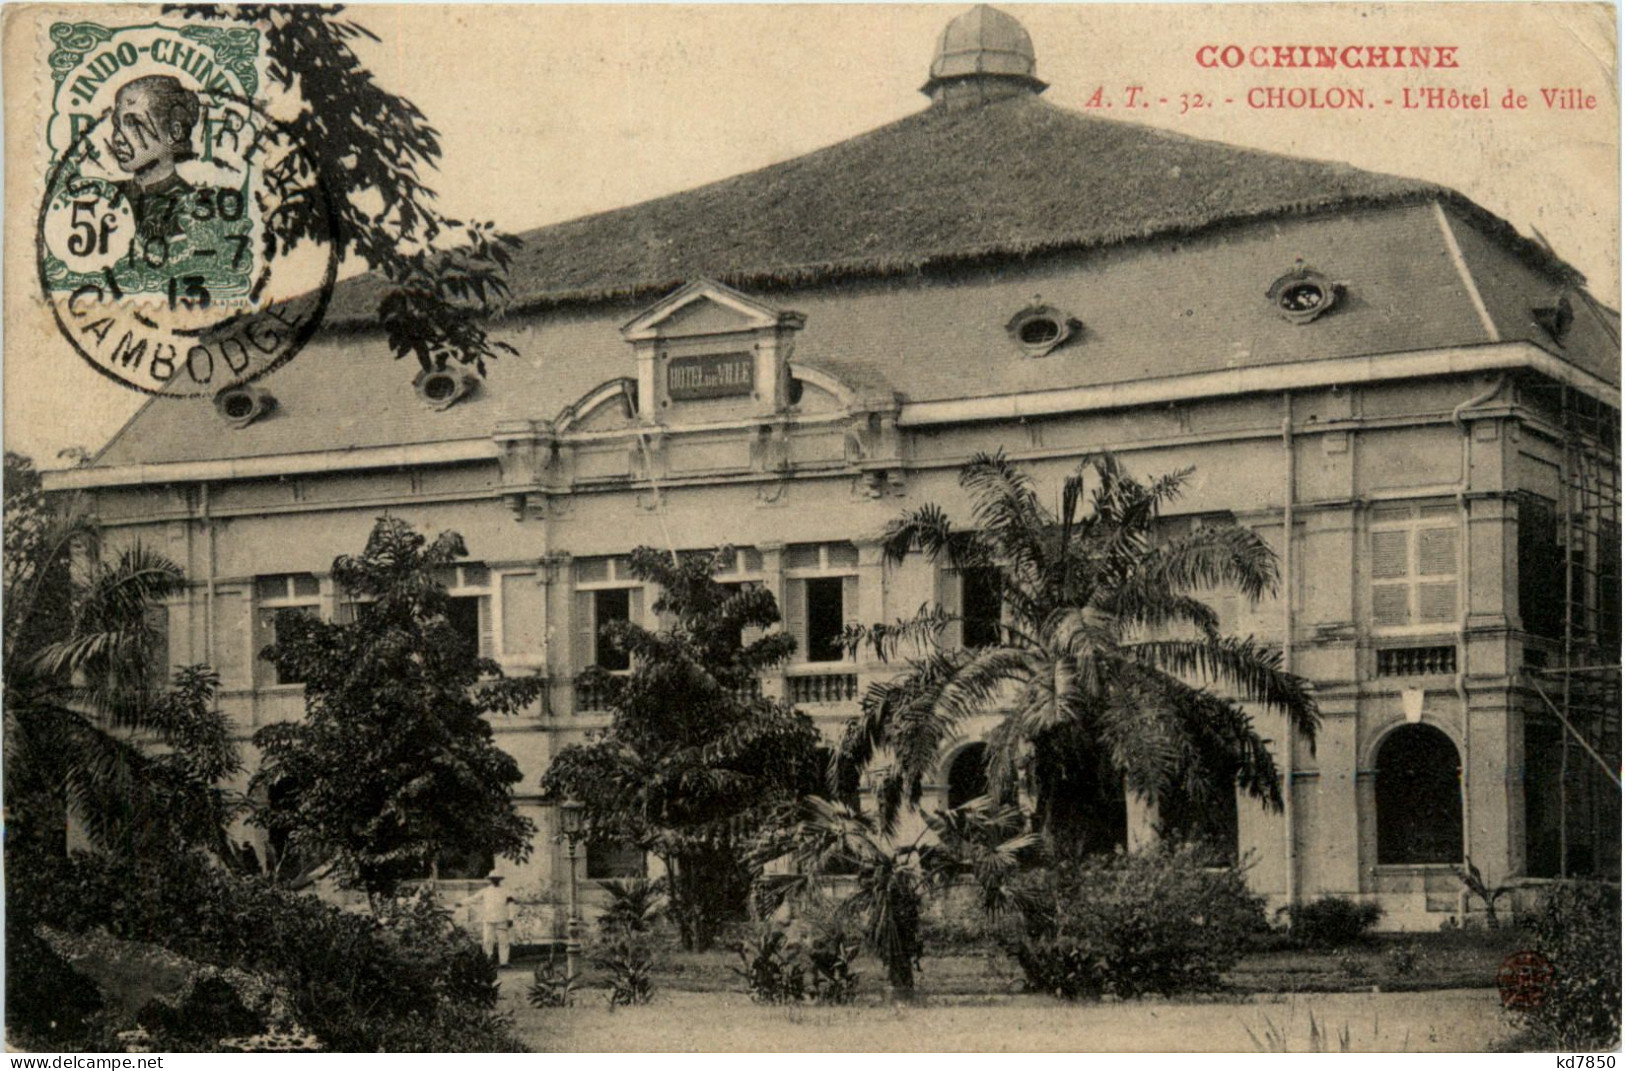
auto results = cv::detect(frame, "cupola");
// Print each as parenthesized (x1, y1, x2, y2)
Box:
(922, 5, 1047, 111)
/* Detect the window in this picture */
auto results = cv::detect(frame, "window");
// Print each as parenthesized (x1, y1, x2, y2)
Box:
(1375, 724, 1463, 865)
(938, 566, 1002, 648)
(1004, 303, 1079, 357)
(947, 744, 990, 809)
(962, 568, 1002, 648)
(586, 842, 646, 880)
(592, 589, 632, 670)
(1370, 504, 1459, 632)
(255, 574, 320, 685)
(1517, 495, 1565, 639)
(574, 558, 643, 673)
(803, 578, 845, 662)
(437, 564, 493, 660)
(783, 544, 858, 664)
(1266, 263, 1342, 324)
(146, 603, 172, 688)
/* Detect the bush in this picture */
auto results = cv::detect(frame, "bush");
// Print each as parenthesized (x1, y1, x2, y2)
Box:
(137, 976, 264, 1050)
(527, 950, 576, 1009)
(734, 926, 860, 1005)
(1515, 881, 1621, 1050)
(12, 851, 525, 1052)
(1010, 844, 1265, 999)
(4, 911, 105, 1047)
(1290, 896, 1383, 948)
(595, 934, 655, 1007)
(595, 878, 666, 936)
(1385, 942, 1420, 978)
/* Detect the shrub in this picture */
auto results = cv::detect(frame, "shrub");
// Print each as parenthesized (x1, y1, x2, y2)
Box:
(527, 950, 576, 1008)
(595, 935, 655, 1006)
(734, 926, 860, 1005)
(1289, 896, 1383, 948)
(137, 976, 264, 1050)
(595, 878, 666, 936)
(1385, 942, 1420, 978)
(1010, 844, 1265, 999)
(1515, 881, 1621, 1050)
(736, 929, 806, 1004)
(11, 851, 525, 1052)
(4, 911, 105, 1047)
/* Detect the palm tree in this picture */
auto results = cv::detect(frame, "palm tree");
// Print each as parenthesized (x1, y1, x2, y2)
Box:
(770, 796, 928, 994)
(3, 492, 239, 859)
(839, 451, 1318, 857)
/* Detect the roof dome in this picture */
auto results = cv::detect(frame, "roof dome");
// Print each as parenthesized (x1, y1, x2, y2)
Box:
(923, 5, 1047, 106)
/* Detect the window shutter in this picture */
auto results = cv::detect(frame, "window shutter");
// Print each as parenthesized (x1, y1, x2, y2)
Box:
(477, 596, 494, 660)
(147, 604, 172, 685)
(629, 588, 645, 628)
(1417, 582, 1457, 624)
(1372, 584, 1411, 628)
(938, 567, 964, 649)
(573, 590, 596, 671)
(254, 605, 279, 684)
(1371, 530, 1409, 580)
(1418, 527, 1458, 576)
(738, 582, 766, 648)
(215, 592, 249, 687)
(499, 573, 544, 657)
(783, 579, 806, 661)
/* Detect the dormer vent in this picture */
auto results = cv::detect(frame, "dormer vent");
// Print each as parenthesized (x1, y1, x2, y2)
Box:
(416, 368, 478, 411)
(1267, 262, 1345, 324)
(214, 384, 275, 428)
(1005, 302, 1081, 357)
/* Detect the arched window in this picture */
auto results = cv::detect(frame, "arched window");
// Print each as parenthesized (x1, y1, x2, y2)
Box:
(947, 744, 990, 810)
(1375, 724, 1463, 865)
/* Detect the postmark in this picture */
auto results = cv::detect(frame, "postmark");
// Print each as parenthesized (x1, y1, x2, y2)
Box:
(1498, 949, 1555, 1010)
(37, 20, 338, 397)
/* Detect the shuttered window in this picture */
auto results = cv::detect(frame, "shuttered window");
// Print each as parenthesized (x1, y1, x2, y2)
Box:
(784, 543, 859, 664)
(573, 558, 643, 672)
(441, 563, 494, 662)
(254, 574, 320, 686)
(1370, 505, 1459, 633)
(939, 567, 1002, 648)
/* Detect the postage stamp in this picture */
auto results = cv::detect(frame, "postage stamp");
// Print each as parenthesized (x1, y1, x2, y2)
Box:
(35, 18, 337, 398)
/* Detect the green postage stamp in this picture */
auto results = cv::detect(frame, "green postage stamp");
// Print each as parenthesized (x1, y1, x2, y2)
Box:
(41, 20, 266, 303)
(36, 16, 337, 398)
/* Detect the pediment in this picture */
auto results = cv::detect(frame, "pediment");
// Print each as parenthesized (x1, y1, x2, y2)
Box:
(620, 279, 788, 342)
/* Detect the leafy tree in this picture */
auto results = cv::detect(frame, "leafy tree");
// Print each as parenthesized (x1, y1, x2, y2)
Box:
(253, 517, 542, 900)
(4, 452, 240, 859)
(175, 4, 519, 374)
(841, 451, 1318, 857)
(540, 547, 824, 951)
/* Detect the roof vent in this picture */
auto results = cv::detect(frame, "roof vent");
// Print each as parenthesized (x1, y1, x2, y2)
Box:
(214, 384, 275, 428)
(1267, 262, 1344, 325)
(922, 5, 1047, 109)
(1532, 293, 1573, 345)
(415, 368, 478, 411)
(1005, 302, 1081, 357)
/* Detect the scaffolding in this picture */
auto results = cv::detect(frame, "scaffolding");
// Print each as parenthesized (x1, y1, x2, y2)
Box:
(1528, 385, 1622, 879)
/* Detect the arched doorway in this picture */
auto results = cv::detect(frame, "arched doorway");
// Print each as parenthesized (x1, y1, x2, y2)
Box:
(1375, 723, 1464, 865)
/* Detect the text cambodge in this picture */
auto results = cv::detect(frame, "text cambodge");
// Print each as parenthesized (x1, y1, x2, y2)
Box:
(1196, 44, 1461, 70)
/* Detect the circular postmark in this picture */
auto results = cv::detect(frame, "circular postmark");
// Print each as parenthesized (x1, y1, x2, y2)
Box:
(38, 25, 337, 398)
(1498, 949, 1555, 1010)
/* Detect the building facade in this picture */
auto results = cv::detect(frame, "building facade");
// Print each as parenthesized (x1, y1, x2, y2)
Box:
(47, 7, 1620, 926)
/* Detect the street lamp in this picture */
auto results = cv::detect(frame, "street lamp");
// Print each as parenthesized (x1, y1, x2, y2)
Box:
(559, 799, 584, 982)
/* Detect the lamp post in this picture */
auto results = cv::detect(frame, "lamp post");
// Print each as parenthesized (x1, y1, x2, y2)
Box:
(559, 799, 584, 982)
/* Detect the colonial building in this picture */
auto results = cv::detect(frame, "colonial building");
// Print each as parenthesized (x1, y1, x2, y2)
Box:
(47, 7, 1620, 926)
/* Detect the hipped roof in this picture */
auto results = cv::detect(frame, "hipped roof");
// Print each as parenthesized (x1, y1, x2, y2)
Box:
(322, 94, 1566, 323)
